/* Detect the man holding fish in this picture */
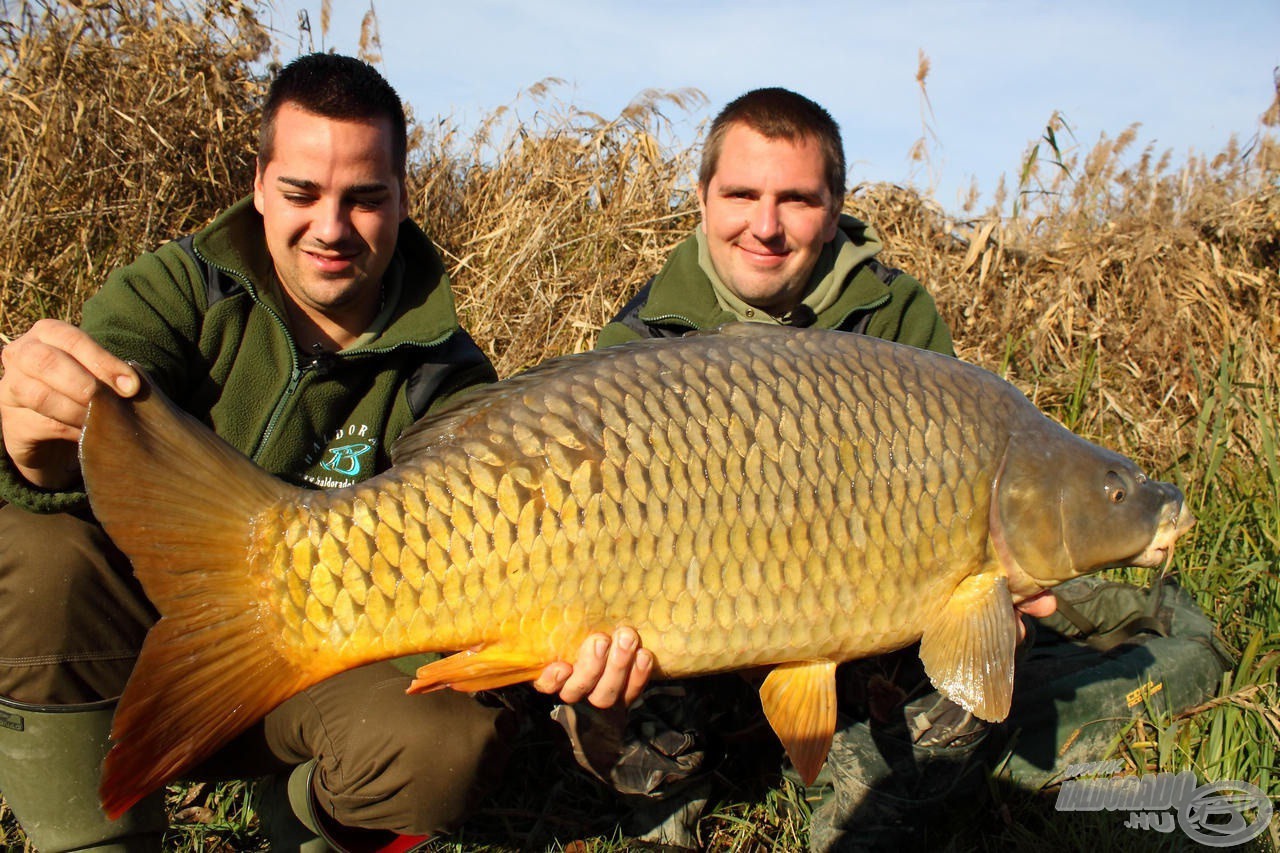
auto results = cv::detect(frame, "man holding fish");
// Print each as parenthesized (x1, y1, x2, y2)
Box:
(567, 87, 1220, 853)
(585, 87, 1062, 849)
(0, 53, 649, 852)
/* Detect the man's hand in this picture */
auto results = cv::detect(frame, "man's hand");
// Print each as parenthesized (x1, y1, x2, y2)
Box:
(533, 626, 653, 709)
(1015, 590, 1056, 641)
(0, 319, 139, 490)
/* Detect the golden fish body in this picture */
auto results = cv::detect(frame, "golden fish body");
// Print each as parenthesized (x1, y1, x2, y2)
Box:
(82, 324, 1193, 816)
(264, 340, 985, 675)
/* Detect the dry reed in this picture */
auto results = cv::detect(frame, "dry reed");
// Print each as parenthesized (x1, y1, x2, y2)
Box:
(4, 0, 1276, 476)
(417, 81, 706, 368)
(0, 0, 268, 329)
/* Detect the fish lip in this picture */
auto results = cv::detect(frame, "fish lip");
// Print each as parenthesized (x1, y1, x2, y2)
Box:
(1128, 501, 1196, 568)
(1132, 548, 1169, 568)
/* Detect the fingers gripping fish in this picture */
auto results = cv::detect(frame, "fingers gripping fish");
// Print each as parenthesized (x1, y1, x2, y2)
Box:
(79, 324, 1194, 818)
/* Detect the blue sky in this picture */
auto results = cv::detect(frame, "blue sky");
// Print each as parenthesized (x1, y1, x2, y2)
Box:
(262, 2, 1278, 214)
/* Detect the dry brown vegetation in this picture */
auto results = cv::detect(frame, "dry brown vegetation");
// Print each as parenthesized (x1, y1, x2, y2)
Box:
(4, 1, 1276, 476)
(0, 0, 267, 328)
(417, 80, 707, 363)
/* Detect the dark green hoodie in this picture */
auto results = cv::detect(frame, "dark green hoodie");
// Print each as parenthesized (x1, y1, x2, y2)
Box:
(0, 197, 495, 513)
(597, 215, 954, 356)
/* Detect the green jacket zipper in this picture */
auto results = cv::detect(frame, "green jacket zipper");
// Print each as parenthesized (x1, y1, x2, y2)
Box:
(188, 243, 301, 463)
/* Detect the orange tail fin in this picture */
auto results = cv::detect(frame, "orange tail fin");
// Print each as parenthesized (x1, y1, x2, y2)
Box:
(81, 374, 326, 819)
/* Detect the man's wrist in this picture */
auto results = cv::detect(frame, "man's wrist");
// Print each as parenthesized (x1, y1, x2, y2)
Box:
(0, 442, 89, 513)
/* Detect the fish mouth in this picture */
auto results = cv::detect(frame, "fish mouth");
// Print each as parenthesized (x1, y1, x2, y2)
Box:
(1129, 501, 1196, 568)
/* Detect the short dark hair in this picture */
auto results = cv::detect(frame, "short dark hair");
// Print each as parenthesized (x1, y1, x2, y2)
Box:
(258, 53, 407, 177)
(699, 88, 846, 208)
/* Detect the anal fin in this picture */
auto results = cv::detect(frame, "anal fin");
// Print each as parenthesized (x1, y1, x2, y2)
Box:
(758, 660, 837, 785)
(918, 571, 1018, 722)
(409, 646, 551, 693)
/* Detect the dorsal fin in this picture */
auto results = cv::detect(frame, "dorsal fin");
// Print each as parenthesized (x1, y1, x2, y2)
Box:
(698, 321, 795, 338)
(391, 347, 612, 463)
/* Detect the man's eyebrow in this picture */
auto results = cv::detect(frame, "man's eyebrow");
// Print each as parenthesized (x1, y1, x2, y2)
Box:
(715, 182, 824, 202)
(778, 188, 826, 203)
(346, 182, 393, 195)
(275, 177, 391, 195)
(277, 176, 320, 191)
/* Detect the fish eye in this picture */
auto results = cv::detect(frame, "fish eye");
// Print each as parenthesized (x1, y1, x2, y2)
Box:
(1104, 471, 1127, 504)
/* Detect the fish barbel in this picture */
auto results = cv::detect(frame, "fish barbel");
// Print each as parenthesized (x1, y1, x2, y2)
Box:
(80, 324, 1194, 818)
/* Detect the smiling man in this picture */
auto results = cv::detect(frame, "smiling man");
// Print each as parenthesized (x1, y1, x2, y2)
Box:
(0, 53, 648, 853)
(597, 87, 954, 352)
(253, 100, 407, 352)
(585, 89, 1223, 853)
(590, 88, 1028, 851)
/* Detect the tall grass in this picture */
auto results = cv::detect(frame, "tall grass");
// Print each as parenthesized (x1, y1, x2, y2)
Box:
(1, 1, 1277, 849)
(1172, 351, 1280, 814)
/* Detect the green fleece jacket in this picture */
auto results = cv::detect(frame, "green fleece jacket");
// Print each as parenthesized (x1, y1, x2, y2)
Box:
(0, 196, 496, 513)
(597, 215, 955, 356)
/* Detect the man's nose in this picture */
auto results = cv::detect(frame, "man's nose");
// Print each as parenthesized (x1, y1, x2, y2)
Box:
(749, 200, 782, 240)
(312, 199, 353, 244)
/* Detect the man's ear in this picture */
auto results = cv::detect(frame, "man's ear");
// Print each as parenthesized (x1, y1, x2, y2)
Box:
(398, 179, 410, 222)
(253, 162, 266, 215)
(822, 200, 842, 242)
(696, 185, 708, 232)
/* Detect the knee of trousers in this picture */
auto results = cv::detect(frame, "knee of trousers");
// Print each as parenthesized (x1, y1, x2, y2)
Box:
(0, 504, 155, 704)
(269, 664, 516, 835)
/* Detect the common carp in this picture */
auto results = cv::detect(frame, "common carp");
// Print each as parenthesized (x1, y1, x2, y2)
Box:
(80, 324, 1194, 818)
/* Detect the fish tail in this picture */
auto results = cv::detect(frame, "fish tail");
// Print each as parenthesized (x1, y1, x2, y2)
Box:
(81, 374, 317, 819)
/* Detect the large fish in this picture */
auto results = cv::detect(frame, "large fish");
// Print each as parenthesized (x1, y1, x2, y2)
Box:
(80, 324, 1193, 818)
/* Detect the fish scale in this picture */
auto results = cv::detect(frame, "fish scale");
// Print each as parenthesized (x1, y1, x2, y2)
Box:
(83, 323, 1194, 816)
(253, 330, 998, 675)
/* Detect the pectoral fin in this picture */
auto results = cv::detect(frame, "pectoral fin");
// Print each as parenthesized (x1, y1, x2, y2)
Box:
(758, 660, 837, 785)
(409, 646, 551, 693)
(918, 572, 1018, 722)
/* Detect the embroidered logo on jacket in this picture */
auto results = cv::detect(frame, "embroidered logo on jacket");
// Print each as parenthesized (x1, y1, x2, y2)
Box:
(321, 442, 374, 478)
(303, 423, 380, 487)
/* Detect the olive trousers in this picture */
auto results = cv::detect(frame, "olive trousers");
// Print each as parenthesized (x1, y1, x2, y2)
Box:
(0, 502, 513, 836)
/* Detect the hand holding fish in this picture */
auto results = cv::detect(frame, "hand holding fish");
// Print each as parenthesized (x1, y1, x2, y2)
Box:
(1014, 590, 1058, 644)
(548, 591, 1048, 711)
(535, 626, 654, 707)
(543, 604, 1044, 709)
(0, 319, 139, 489)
